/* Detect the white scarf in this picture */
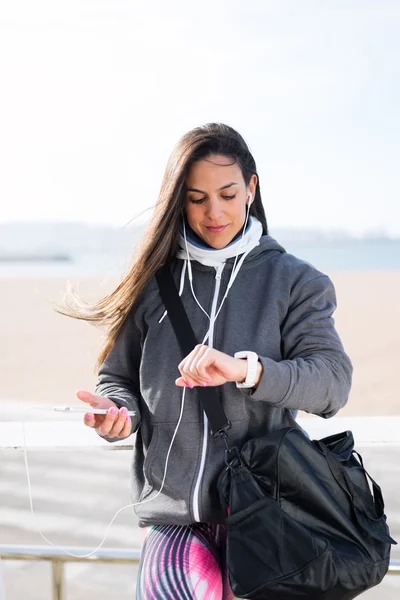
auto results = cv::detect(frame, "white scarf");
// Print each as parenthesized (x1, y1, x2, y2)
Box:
(177, 216, 263, 268)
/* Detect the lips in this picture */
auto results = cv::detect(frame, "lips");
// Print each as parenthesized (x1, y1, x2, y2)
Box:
(205, 225, 228, 233)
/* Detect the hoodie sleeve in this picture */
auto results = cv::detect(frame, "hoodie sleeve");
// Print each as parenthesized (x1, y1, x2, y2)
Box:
(94, 313, 142, 440)
(241, 275, 353, 418)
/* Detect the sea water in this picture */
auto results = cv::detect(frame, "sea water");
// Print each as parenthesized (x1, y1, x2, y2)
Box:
(0, 238, 399, 278)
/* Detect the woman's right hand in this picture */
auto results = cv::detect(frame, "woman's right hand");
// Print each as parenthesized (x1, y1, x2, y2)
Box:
(76, 389, 132, 438)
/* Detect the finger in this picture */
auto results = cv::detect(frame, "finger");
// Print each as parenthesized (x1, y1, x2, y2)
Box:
(178, 353, 196, 380)
(177, 359, 196, 388)
(76, 389, 101, 407)
(119, 415, 133, 438)
(83, 413, 96, 428)
(178, 344, 204, 374)
(175, 377, 206, 389)
(76, 389, 117, 410)
(92, 414, 107, 429)
(187, 348, 212, 383)
(194, 350, 216, 381)
(175, 377, 194, 387)
(178, 345, 207, 387)
(108, 407, 129, 438)
(76, 389, 94, 402)
(184, 347, 210, 385)
(96, 406, 119, 436)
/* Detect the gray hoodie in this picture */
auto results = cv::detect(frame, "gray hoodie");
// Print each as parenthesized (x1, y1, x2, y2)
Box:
(95, 235, 353, 526)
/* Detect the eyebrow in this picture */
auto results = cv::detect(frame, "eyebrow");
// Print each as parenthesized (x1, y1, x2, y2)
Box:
(186, 182, 238, 194)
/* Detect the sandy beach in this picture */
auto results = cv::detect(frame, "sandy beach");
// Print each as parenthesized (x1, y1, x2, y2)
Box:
(0, 271, 399, 415)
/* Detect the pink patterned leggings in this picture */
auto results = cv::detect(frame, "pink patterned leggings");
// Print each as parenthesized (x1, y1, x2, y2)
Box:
(136, 523, 237, 599)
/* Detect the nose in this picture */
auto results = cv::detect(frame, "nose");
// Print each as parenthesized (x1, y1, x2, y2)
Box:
(205, 198, 223, 221)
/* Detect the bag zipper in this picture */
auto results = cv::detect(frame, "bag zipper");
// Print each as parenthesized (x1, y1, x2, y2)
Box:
(192, 264, 224, 522)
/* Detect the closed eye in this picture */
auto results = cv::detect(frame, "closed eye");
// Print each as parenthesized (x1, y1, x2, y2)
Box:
(189, 194, 236, 204)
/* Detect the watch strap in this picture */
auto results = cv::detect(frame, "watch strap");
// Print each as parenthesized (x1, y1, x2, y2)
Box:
(234, 351, 259, 388)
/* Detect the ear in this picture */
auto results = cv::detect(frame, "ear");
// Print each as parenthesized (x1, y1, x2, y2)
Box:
(246, 173, 258, 205)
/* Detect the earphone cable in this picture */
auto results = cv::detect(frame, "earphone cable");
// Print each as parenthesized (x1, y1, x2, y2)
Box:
(22, 388, 187, 558)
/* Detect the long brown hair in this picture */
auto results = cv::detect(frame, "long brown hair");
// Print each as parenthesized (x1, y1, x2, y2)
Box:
(60, 123, 268, 369)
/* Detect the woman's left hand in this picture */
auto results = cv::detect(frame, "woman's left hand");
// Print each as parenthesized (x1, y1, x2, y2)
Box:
(175, 344, 261, 388)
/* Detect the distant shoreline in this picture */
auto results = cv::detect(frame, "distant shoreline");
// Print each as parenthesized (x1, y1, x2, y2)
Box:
(0, 253, 72, 263)
(1, 236, 400, 277)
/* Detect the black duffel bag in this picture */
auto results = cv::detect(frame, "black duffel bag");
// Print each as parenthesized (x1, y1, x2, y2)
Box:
(156, 266, 397, 600)
(217, 427, 396, 599)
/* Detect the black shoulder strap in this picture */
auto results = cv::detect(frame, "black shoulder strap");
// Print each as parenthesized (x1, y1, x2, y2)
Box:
(155, 265, 231, 436)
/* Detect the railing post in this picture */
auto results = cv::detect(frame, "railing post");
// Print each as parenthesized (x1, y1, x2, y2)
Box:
(52, 559, 64, 600)
(0, 558, 6, 600)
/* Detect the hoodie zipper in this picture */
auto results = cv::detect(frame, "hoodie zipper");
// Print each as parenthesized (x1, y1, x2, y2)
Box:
(192, 264, 224, 522)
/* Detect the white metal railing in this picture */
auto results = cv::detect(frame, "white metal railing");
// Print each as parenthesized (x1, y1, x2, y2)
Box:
(1, 415, 399, 599)
(0, 544, 398, 600)
(0, 545, 141, 600)
(3, 415, 400, 451)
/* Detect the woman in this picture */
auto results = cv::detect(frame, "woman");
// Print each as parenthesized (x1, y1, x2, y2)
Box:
(73, 123, 353, 599)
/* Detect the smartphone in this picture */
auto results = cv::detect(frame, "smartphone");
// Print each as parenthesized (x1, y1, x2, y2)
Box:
(53, 406, 136, 416)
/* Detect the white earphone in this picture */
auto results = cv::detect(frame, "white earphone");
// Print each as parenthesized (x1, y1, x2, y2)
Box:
(248, 193, 253, 206)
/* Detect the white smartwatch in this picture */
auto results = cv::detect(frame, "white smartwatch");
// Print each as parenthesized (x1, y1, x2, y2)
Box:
(234, 351, 259, 388)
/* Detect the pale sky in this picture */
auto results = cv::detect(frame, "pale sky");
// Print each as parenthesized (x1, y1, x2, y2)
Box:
(0, 0, 399, 236)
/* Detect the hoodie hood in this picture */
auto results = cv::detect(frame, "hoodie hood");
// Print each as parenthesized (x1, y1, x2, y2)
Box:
(242, 233, 286, 262)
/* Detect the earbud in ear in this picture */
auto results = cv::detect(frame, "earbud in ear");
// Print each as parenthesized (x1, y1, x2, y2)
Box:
(248, 193, 253, 206)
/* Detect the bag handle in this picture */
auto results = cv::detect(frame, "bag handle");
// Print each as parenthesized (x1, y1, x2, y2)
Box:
(315, 439, 396, 544)
(155, 265, 231, 436)
(315, 439, 383, 518)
